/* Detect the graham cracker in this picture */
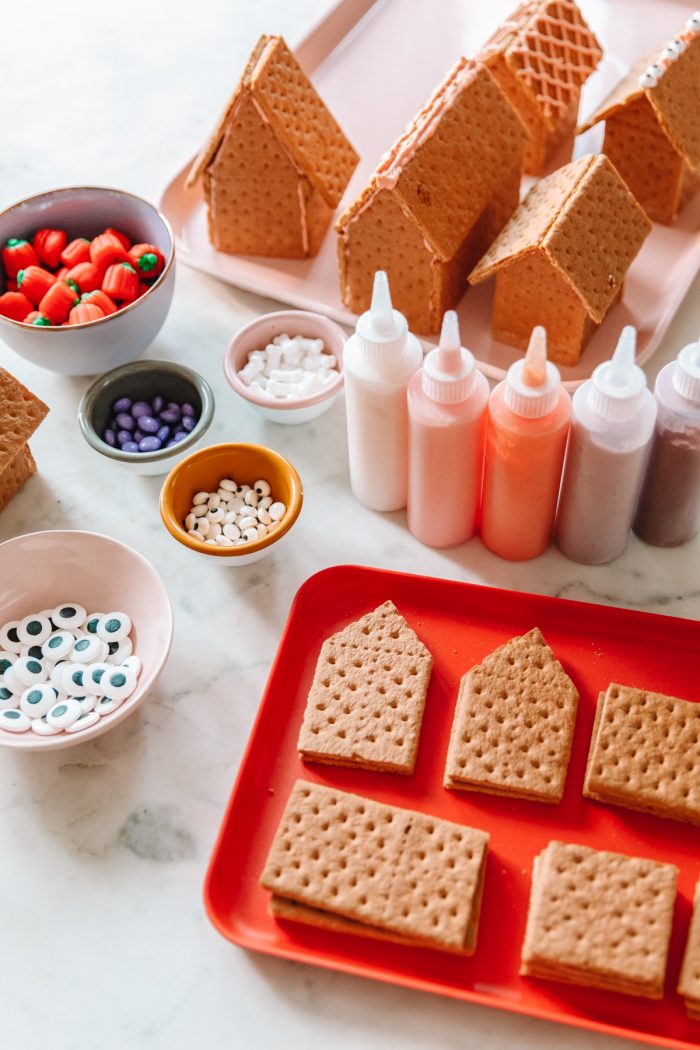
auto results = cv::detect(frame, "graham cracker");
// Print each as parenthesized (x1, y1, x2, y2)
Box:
(469, 154, 650, 363)
(583, 683, 700, 827)
(647, 34, 700, 174)
(0, 443, 36, 512)
(261, 780, 489, 953)
(188, 35, 357, 259)
(444, 627, 579, 803)
(521, 840, 678, 998)
(0, 368, 48, 474)
(298, 601, 433, 775)
(480, 0, 602, 174)
(679, 881, 700, 1019)
(336, 58, 526, 334)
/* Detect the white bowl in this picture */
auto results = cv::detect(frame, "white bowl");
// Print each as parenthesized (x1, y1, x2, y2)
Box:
(0, 186, 175, 376)
(223, 310, 345, 424)
(0, 530, 173, 750)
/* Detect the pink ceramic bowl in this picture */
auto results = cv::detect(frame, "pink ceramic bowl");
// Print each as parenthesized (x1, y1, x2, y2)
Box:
(224, 310, 346, 425)
(0, 530, 173, 751)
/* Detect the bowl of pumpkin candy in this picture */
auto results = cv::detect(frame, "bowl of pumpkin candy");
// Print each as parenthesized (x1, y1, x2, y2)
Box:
(0, 186, 175, 376)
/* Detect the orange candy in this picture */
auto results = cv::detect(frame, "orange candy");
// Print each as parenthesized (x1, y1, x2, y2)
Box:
(39, 280, 80, 324)
(0, 291, 33, 321)
(65, 262, 101, 294)
(89, 233, 128, 270)
(60, 238, 91, 268)
(2, 239, 39, 278)
(80, 289, 118, 315)
(24, 311, 52, 326)
(16, 264, 56, 306)
(33, 228, 67, 269)
(102, 261, 139, 301)
(103, 227, 131, 251)
(128, 243, 164, 279)
(67, 302, 105, 325)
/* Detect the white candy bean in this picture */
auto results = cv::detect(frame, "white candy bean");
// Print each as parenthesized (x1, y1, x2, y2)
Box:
(238, 516, 257, 531)
(269, 502, 286, 521)
(207, 507, 225, 523)
(192, 491, 209, 505)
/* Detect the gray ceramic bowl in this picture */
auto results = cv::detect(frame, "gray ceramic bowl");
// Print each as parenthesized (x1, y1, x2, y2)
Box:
(78, 359, 214, 476)
(0, 186, 175, 376)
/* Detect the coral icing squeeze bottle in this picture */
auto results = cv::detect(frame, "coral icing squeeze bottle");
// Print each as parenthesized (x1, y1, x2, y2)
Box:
(556, 326, 656, 564)
(343, 270, 423, 511)
(407, 311, 489, 547)
(634, 337, 700, 547)
(481, 327, 571, 561)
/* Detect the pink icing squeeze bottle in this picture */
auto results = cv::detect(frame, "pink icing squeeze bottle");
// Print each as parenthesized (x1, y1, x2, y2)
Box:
(343, 271, 423, 511)
(407, 310, 489, 547)
(481, 326, 571, 561)
(556, 326, 656, 564)
(633, 337, 700, 547)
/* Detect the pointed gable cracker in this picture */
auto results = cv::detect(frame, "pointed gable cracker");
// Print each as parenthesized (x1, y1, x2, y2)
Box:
(188, 35, 358, 206)
(0, 369, 49, 474)
(298, 600, 433, 775)
(648, 35, 700, 170)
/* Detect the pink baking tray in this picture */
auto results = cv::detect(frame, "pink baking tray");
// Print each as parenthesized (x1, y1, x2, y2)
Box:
(205, 566, 700, 1050)
(160, 0, 700, 389)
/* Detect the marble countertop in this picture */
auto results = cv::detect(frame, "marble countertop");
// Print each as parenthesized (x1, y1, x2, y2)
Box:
(2, 2, 699, 1048)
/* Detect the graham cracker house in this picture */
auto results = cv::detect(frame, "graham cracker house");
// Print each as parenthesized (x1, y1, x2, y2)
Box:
(479, 0, 602, 175)
(187, 35, 359, 259)
(469, 154, 651, 366)
(578, 16, 700, 225)
(335, 58, 528, 335)
(0, 368, 48, 512)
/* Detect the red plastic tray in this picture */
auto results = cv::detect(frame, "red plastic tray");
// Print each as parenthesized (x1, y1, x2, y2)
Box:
(205, 566, 700, 1049)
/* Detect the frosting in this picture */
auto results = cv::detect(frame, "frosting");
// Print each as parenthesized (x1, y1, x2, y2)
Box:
(638, 12, 699, 89)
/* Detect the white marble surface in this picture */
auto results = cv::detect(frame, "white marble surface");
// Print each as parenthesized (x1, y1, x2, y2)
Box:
(1, 2, 699, 1048)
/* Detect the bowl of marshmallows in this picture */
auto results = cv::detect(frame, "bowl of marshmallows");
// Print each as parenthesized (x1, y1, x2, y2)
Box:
(224, 309, 346, 424)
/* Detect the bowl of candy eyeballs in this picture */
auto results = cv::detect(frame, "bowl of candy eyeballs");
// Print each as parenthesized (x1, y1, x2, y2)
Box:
(160, 442, 303, 566)
(224, 310, 346, 425)
(0, 530, 173, 750)
(0, 186, 175, 376)
(78, 359, 215, 477)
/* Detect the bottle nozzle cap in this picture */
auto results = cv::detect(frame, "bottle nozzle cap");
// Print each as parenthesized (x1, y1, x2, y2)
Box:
(422, 310, 476, 403)
(355, 270, 409, 363)
(589, 326, 646, 420)
(672, 337, 700, 402)
(504, 326, 562, 417)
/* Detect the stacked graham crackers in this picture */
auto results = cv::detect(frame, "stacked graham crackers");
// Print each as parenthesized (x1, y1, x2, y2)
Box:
(0, 368, 48, 512)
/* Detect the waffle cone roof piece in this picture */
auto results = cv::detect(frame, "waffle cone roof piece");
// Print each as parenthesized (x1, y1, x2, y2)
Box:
(480, 0, 602, 131)
(187, 35, 358, 258)
(469, 153, 651, 325)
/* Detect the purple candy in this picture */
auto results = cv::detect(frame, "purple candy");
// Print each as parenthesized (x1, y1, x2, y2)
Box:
(133, 429, 145, 442)
(117, 429, 133, 445)
(157, 425, 170, 442)
(113, 397, 132, 413)
(159, 409, 180, 425)
(181, 415, 196, 432)
(166, 401, 180, 412)
(181, 402, 195, 417)
(103, 428, 116, 447)
(121, 441, 139, 453)
(131, 401, 151, 418)
(166, 439, 179, 448)
(152, 395, 165, 413)
(173, 430, 187, 442)
(138, 436, 162, 452)
(139, 415, 160, 434)
(115, 413, 135, 431)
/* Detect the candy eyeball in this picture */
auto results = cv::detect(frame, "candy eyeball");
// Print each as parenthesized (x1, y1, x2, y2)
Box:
(686, 11, 700, 32)
(639, 65, 661, 88)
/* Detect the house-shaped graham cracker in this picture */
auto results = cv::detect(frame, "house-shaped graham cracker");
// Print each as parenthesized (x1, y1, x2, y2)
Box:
(578, 16, 700, 224)
(0, 368, 48, 511)
(521, 841, 678, 998)
(444, 627, 579, 803)
(262, 781, 489, 955)
(335, 58, 528, 335)
(679, 881, 700, 1019)
(298, 600, 433, 775)
(479, 0, 602, 175)
(468, 154, 651, 366)
(187, 35, 358, 258)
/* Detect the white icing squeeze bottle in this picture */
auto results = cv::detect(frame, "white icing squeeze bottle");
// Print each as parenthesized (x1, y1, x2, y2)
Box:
(343, 270, 423, 511)
(555, 326, 657, 564)
(407, 310, 489, 547)
(634, 337, 700, 547)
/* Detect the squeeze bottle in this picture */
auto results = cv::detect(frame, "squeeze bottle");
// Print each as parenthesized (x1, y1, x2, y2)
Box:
(633, 337, 700, 547)
(555, 327, 656, 564)
(481, 327, 571, 561)
(407, 311, 489, 547)
(343, 270, 423, 511)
